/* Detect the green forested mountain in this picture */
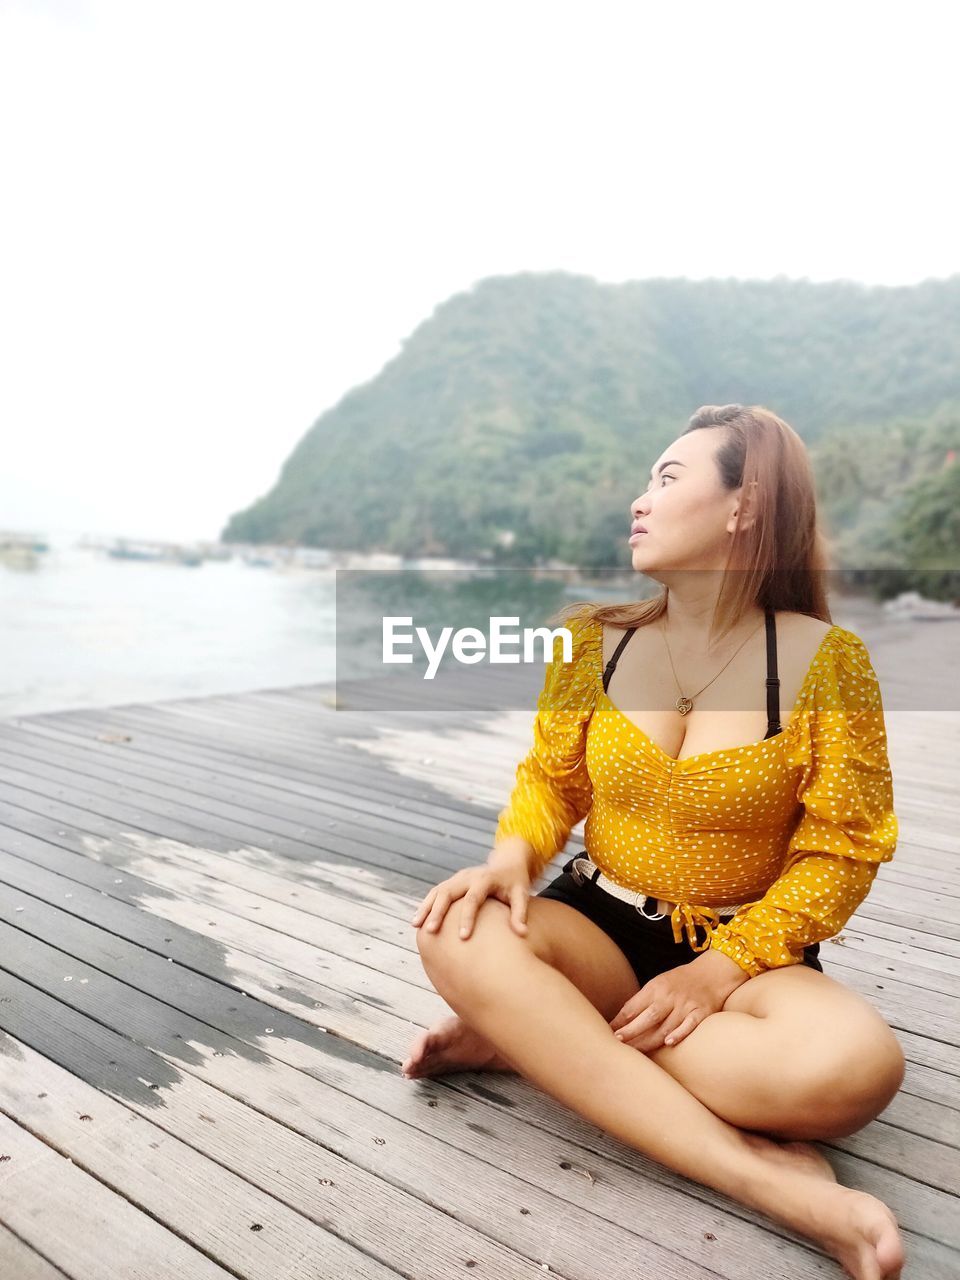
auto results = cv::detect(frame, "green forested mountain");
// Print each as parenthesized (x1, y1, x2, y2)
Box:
(222, 271, 960, 580)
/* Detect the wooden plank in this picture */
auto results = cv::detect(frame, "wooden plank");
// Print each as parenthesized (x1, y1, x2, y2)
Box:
(3, 849, 957, 1208)
(9, 713, 960, 897)
(842, 901, 960, 947)
(2, 798, 959, 1067)
(835, 914, 960, 961)
(0, 710, 502, 854)
(0, 1029, 557, 1280)
(7, 805, 957, 1019)
(3, 685, 959, 1278)
(0, 1113, 238, 1280)
(895, 1059, 960, 1109)
(0, 936, 809, 1280)
(0, 714, 501, 844)
(0, 773, 456, 889)
(816, 935, 960, 997)
(892, 1029, 960, 1078)
(68, 686, 538, 783)
(56, 695, 531, 827)
(0, 745, 477, 872)
(23, 707, 960, 921)
(0, 856, 444, 1026)
(0, 715, 501, 840)
(2, 819, 959, 1062)
(0, 1223, 70, 1280)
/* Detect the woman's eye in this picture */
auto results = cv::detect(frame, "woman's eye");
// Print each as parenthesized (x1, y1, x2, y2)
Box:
(640, 473, 675, 497)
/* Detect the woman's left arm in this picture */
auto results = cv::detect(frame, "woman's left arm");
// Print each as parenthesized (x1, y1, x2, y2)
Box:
(709, 629, 898, 978)
(707, 852, 882, 976)
(610, 851, 882, 1052)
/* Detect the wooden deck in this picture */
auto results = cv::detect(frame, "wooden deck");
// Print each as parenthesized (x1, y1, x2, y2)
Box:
(0, 656, 958, 1278)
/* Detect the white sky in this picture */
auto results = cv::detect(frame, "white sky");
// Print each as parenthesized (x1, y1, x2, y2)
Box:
(1, 0, 956, 544)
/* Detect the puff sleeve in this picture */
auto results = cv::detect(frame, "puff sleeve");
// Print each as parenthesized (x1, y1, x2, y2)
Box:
(493, 608, 602, 878)
(709, 628, 898, 976)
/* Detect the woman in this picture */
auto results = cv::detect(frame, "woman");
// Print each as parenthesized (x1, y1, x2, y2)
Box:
(403, 404, 906, 1280)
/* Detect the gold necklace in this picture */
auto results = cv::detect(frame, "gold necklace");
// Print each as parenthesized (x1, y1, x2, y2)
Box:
(660, 615, 766, 716)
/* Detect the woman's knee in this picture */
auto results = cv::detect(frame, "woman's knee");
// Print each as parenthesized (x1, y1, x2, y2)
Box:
(415, 896, 544, 976)
(838, 1029, 905, 1125)
(790, 1024, 906, 1136)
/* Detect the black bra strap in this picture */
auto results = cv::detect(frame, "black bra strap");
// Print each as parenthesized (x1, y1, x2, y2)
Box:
(601, 609, 782, 736)
(602, 626, 638, 694)
(763, 607, 782, 737)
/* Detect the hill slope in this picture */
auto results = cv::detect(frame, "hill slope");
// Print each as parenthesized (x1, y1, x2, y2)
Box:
(222, 271, 960, 569)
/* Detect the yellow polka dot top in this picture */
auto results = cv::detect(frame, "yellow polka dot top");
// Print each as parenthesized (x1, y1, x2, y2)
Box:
(494, 607, 898, 977)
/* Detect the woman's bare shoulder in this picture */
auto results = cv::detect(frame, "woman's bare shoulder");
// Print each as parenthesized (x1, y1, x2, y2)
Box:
(599, 617, 647, 665)
(774, 612, 836, 681)
(775, 610, 834, 642)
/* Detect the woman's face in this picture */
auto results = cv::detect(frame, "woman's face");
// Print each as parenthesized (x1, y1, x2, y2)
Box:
(628, 430, 748, 572)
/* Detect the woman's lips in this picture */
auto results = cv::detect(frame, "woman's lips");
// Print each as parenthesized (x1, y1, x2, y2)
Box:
(628, 530, 648, 543)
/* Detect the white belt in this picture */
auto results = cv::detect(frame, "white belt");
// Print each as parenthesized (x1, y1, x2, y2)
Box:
(570, 855, 743, 921)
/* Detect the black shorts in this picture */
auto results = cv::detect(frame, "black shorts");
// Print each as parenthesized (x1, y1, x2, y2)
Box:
(536, 856, 823, 988)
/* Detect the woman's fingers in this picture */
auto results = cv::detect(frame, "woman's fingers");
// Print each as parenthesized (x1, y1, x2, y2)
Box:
(509, 884, 529, 935)
(610, 993, 650, 1032)
(411, 888, 438, 927)
(423, 891, 452, 932)
(458, 889, 486, 939)
(412, 867, 531, 940)
(662, 1012, 699, 1047)
(455, 882, 530, 940)
(614, 1003, 665, 1042)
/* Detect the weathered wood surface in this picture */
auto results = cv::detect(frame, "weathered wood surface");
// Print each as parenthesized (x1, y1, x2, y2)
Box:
(0, 656, 958, 1278)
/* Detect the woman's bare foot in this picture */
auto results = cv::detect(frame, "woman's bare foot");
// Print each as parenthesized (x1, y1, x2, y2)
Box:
(746, 1140, 903, 1280)
(808, 1182, 904, 1280)
(401, 1015, 513, 1079)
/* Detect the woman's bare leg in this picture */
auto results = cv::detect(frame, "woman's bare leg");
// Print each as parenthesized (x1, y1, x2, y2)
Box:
(403, 896, 636, 1079)
(413, 896, 904, 1280)
(404, 902, 905, 1144)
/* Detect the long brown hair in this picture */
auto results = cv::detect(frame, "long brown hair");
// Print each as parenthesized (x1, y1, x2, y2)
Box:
(554, 403, 835, 641)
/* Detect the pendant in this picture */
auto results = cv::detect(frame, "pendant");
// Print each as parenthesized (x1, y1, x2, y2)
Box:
(675, 695, 693, 715)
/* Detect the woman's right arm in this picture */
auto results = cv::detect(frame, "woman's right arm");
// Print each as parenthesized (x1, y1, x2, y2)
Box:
(491, 609, 600, 876)
(410, 610, 600, 941)
(487, 833, 540, 879)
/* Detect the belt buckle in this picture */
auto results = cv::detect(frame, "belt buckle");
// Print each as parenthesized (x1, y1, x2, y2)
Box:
(569, 855, 590, 887)
(635, 890, 667, 921)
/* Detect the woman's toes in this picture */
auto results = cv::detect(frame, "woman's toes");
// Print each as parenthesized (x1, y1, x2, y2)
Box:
(401, 1030, 436, 1077)
(401, 1015, 499, 1078)
(401, 1018, 456, 1077)
(822, 1188, 904, 1280)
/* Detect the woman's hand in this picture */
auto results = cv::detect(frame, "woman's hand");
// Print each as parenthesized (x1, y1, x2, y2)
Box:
(411, 860, 532, 940)
(609, 950, 750, 1051)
